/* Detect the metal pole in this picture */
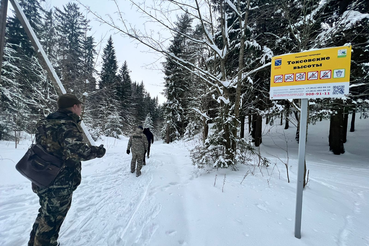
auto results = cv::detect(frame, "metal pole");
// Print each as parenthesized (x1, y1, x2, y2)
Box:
(295, 98, 308, 238)
(0, 0, 8, 76)
(9, 0, 95, 146)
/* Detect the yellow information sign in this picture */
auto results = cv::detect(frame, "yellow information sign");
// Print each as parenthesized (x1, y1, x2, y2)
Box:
(270, 46, 351, 100)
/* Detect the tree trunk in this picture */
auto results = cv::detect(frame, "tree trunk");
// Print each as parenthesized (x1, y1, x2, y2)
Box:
(248, 114, 252, 134)
(350, 110, 356, 132)
(342, 108, 348, 143)
(165, 124, 170, 144)
(254, 115, 262, 147)
(284, 116, 289, 130)
(232, 0, 251, 161)
(0, 0, 8, 77)
(284, 101, 290, 129)
(280, 112, 283, 125)
(203, 118, 208, 143)
(329, 109, 345, 155)
(240, 114, 245, 138)
(251, 114, 256, 142)
(294, 111, 300, 142)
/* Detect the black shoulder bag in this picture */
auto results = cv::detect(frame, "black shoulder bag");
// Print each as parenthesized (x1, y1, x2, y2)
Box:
(16, 143, 64, 188)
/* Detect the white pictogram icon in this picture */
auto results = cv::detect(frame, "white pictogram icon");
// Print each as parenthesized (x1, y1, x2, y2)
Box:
(307, 71, 318, 80)
(284, 73, 294, 82)
(320, 70, 332, 79)
(296, 72, 306, 81)
(274, 75, 283, 83)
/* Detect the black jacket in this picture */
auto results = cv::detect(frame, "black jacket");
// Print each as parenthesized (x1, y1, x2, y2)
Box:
(143, 128, 154, 144)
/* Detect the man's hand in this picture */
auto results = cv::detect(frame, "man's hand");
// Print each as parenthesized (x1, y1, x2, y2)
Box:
(96, 144, 106, 158)
(126, 149, 130, 155)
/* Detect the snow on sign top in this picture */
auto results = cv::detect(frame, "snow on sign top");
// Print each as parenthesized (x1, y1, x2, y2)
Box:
(269, 46, 352, 100)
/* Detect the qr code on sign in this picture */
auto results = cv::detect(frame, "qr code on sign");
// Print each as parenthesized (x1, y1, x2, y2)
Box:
(333, 85, 345, 95)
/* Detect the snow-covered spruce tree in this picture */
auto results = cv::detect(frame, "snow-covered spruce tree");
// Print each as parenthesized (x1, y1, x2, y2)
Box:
(54, 2, 89, 95)
(92, 36, 123, 137)
(81, 35, 97, 93)
(131, 81, 147, 126)
(0, 46, 23, 140)
(147, 97, 163, 138)
(143, 113, 154, 129)
(182, 23, 210, 141)
(163, 12, 194, 142)
(116, 61, 134, 131)
(54, 2, 98, 116)
(2, 0, 57, 135)
(143, 95, 161, 132)
(40, 9, 58, 68)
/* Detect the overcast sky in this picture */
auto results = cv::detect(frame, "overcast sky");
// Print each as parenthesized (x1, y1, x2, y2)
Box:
(41, 0, 167, 104)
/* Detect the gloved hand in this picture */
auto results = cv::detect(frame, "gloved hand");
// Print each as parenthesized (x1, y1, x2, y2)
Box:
(126, 149, 130, 155)
(96, 144, 106, 158)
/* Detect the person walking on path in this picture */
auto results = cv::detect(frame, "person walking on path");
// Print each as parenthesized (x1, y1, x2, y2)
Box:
(28, 94, 106, 246)
(143, 128, 154, 158)
(127, 126, 148, 177)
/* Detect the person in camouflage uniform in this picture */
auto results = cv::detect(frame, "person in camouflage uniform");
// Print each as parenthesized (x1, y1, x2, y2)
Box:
(28, 94, 106, 246)
(126, 126, 148, 177)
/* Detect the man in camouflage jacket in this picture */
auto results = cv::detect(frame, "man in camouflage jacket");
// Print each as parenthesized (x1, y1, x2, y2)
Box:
(28, 94, 106, 246)
(126, 126, 148, 177)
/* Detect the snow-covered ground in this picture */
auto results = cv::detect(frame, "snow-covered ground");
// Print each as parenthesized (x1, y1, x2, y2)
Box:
(1, 116, 368, 246)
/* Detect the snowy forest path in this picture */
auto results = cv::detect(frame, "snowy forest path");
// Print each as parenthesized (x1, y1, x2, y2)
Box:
(58, 140, 195, 246)
(0, 138, 196, 246)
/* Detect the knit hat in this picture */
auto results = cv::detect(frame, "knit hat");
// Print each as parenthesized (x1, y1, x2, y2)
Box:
(57, 94, 82, 109)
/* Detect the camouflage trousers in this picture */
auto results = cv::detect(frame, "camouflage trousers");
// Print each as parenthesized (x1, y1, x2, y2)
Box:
(131, 151, 145, 175)
(28, 188, 72, 246)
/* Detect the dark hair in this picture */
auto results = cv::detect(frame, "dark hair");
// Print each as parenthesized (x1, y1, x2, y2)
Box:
(57, 94, 82, 109)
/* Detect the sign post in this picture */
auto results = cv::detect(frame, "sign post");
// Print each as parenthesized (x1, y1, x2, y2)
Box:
(294, 98, 308, 239)
(269, 46, 351, 238)
(0, 0, 9, 76)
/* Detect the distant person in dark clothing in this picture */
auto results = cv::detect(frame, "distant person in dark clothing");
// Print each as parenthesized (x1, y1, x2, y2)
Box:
(143, 128, 154, 158)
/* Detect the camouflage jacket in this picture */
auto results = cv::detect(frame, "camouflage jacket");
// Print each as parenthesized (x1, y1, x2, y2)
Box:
(33, 109, 100, 194)
(127, 128, 148, 154)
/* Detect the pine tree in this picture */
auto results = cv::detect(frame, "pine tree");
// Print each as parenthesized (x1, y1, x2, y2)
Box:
(1, 0, 56, 136)
(131, 81, 146, 125)
(40, 9, 57, 66)
(54, 3, 89, 93)
(100, 36, 118, 89)
(6, 0, 44, 57)
(93, 36, 122, 137)
(163, 13, 194, 141)
(81, 35, 97, 92)
(116, 61, 133, 127)
(144, 113, 154, 129)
